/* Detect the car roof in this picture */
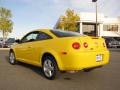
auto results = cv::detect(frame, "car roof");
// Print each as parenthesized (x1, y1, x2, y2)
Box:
(33, 29, 51, 32)
(30, 29, 51, 33)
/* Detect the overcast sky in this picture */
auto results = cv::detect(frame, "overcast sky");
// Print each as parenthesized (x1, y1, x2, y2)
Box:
(0, 0, 120, 38)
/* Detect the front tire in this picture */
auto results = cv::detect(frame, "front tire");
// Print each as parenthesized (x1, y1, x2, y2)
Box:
(9, 51, 16, 65)
(42, 56, 58, 80)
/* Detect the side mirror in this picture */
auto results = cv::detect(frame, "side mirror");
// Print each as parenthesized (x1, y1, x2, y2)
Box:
(15, 39, 21, 43)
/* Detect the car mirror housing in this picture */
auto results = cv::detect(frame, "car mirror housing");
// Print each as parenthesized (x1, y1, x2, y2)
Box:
(15, 39, 21, 43)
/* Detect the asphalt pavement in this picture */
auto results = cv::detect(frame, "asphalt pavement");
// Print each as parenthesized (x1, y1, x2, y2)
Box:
(0, 49, 120, 90)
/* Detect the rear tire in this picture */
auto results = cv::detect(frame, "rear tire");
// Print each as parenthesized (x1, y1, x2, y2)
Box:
(9, 51, 16, 65)
(83, 68, 94, 72)
(42, 55, 59, 80)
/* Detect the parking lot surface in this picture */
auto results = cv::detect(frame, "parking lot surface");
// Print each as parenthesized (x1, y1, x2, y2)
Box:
(0, 49, 120, 90)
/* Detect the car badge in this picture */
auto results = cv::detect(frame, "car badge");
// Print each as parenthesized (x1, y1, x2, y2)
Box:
(95, 42, 98, 47)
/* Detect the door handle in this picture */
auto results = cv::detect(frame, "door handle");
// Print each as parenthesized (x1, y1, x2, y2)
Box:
(28, 46, 32, 48)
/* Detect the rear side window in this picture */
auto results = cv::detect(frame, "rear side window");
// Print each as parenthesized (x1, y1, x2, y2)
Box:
(50, 30, 82, 37)
(36, 32, 52, 40)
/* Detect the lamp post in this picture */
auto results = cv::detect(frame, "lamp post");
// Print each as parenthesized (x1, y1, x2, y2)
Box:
(92, 0, 98, 36)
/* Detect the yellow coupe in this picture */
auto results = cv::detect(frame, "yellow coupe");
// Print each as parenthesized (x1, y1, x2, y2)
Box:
(9, 29, 109, 80)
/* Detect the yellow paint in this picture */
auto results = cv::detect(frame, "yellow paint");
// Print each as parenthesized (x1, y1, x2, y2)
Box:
(11, 29, 109, 71)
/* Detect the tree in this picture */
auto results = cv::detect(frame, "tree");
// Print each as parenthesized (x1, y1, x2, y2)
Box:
(57, 9, 80, 32)
(0, 7, 13, 40)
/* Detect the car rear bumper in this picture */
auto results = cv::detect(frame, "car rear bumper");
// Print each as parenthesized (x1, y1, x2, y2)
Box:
(58, 50, 110, 71)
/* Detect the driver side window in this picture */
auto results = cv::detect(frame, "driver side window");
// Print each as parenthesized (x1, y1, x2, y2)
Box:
(21, 32, 38, 43)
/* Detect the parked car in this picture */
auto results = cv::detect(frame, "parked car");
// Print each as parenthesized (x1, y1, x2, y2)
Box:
(9, 29, 109, 80)
(0, 38, 15, 48)
(114, 37, 120, 41)
(0, 39, 3, 48)
(0, 38, 7, 48)
(5, 38, 15, 48)
(114, 37, 120, 48)
(104, 37, 120, 48)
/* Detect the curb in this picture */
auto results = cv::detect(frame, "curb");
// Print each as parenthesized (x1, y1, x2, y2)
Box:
(109, 48, 120, 52)
(0, 48, 10, 50)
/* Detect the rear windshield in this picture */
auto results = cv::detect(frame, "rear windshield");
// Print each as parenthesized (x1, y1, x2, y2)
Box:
(50, 30, 83, 37)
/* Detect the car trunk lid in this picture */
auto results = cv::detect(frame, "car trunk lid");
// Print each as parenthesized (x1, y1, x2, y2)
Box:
(76, 36, 107, 51)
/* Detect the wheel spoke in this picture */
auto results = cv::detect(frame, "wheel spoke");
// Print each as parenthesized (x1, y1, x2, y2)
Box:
(48, 60, 54, 70)
(9, 52, 15, 64)
(48, 71, 52, 77)
(43, 59, 54, 77)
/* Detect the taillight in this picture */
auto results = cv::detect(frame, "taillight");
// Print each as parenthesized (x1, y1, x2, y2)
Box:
(83, 42, 88, 48)
(72, 42, 80, 49)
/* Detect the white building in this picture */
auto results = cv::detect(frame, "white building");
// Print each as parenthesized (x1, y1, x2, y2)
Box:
(54, 12, 120, 37)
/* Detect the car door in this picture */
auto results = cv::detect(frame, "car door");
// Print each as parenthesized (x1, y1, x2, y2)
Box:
(30, 31, 53, 65)
(16, 31, 38, 63)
